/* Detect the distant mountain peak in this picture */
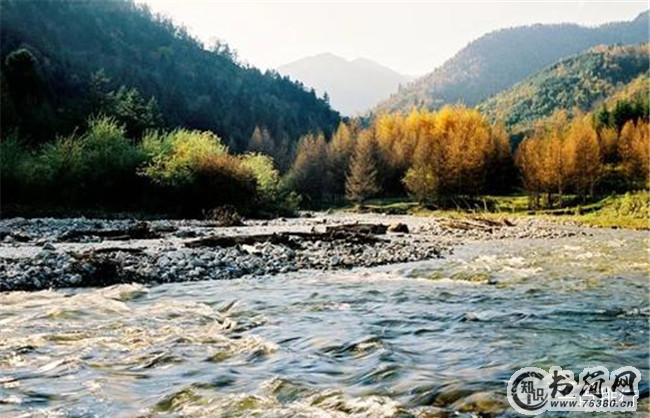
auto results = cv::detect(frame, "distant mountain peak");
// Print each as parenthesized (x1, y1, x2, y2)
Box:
(278, 53, 413, 115)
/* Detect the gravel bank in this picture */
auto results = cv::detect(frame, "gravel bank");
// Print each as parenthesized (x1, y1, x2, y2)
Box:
(0, 213, 588, 291)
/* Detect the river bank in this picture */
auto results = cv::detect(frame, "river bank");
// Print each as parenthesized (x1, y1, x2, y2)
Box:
(0, 213, 588, 291)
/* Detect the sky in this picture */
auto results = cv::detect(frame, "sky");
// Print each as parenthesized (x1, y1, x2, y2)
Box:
(139, 1, 649, 76)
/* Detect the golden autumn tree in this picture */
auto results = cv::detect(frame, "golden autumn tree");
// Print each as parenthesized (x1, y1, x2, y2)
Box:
(514, 137, 543, 208)
(619, 119, 650, 188)
(374, 112, 410, 194)
(402, 106, 507, 203)
(486, 123, 514, 193)
(597, 126, 619, 164)
(564, 115, 602, 200)
(403, 126, 438, 204)
(515, 111, 573, 208)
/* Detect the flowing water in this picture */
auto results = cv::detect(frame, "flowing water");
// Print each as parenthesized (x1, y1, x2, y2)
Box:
(1, 228, 649, 417)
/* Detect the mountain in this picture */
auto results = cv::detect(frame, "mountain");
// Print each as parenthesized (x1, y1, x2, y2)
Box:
(0, 0, 340, 149)
(376, 11, 650, 113)
(478, 44, 650, 130)
(278, 53, 413, 115)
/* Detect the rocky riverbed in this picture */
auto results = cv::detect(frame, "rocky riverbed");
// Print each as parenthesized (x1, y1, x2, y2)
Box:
(0, 213, 589, 291)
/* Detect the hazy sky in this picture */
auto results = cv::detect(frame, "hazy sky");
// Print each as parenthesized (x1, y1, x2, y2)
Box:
(139, 1, 649, 75)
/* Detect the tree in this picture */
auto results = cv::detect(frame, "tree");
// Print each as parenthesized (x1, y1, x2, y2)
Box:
(327, 122, 356, 196)
(399, 106, 508, 202)
(515, 111, 572, 208)
(565, 116, 601, 200)
(619, 119, 650, 188)
(105, 86, 162, 138)
(248, 126, 275, 155)
(597, 126, 619, 164)
(346, 131, 380, 204)
(4, 48, 43, 102)
(286, 132, 329, 203)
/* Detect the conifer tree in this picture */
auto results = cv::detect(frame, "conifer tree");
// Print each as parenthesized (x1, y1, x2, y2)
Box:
(345, 131, 380, 205)
(327, 122, 357, 196)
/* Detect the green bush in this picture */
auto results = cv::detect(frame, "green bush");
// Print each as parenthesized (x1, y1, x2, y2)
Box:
(2, 116, 145, 209)
(140, 129, 258, 215)
(141, 129, 227, 186)
(40, 116, 145, 204)
(1, 133, 39, 203)
(610, 191, 649, 219)
(240, 153, 280, 202)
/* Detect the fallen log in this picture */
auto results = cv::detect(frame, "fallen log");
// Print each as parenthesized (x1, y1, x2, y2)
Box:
(59, 222, 162, 242)
(325, 223, 388, 235)
(469, 216, 515, 227)
(441, 216, 514, 231)
(185, 229, 384, 249)
(440, 219, 492, 231)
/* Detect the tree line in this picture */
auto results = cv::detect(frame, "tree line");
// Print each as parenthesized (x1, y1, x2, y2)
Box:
(516, 109, 649, 208)
(3, 100, 648, 216)
(287, 104, 648, 209)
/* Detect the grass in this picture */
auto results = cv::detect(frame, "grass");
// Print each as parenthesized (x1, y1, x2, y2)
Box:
(567, 192, 649, 229)
(341, 191, 650, 230)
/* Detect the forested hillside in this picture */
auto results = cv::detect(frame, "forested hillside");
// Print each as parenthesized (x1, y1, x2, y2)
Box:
(376, 11, 649, 113)
(0, 0, 339, 150)
(478, 44, 650, 130)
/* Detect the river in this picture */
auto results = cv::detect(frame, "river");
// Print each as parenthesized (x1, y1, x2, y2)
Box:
(1, 228, 648, 416)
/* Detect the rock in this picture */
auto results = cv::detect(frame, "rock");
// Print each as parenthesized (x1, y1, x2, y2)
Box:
(175, 230, 198, 238)
(388, 223, 409, 234)
(68, 274, 82, 285)
(42, 242, 56, 251)
(157, 256, 171, 268)
(36, 250, 53, 259)
(461, 312, 480, 322)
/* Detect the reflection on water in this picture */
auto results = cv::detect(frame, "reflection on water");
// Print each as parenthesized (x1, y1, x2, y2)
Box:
(1, 228, 649, 416)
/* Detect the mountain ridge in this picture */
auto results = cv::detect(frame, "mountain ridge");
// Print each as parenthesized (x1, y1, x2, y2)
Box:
(0, 0, 340, 149)
(376, 11, 650, 113)
(478, 43, 650, 131)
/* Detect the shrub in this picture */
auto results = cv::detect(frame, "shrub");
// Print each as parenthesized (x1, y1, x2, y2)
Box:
(1, 134, 39, 203)
(140, 129, 258, 215)
(141, 129, 228, 186)
(240, 153, 280, 202)
(79, 116, 146, 195)
(2, 116, 145, 208)
(190, 153, 257, 214)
